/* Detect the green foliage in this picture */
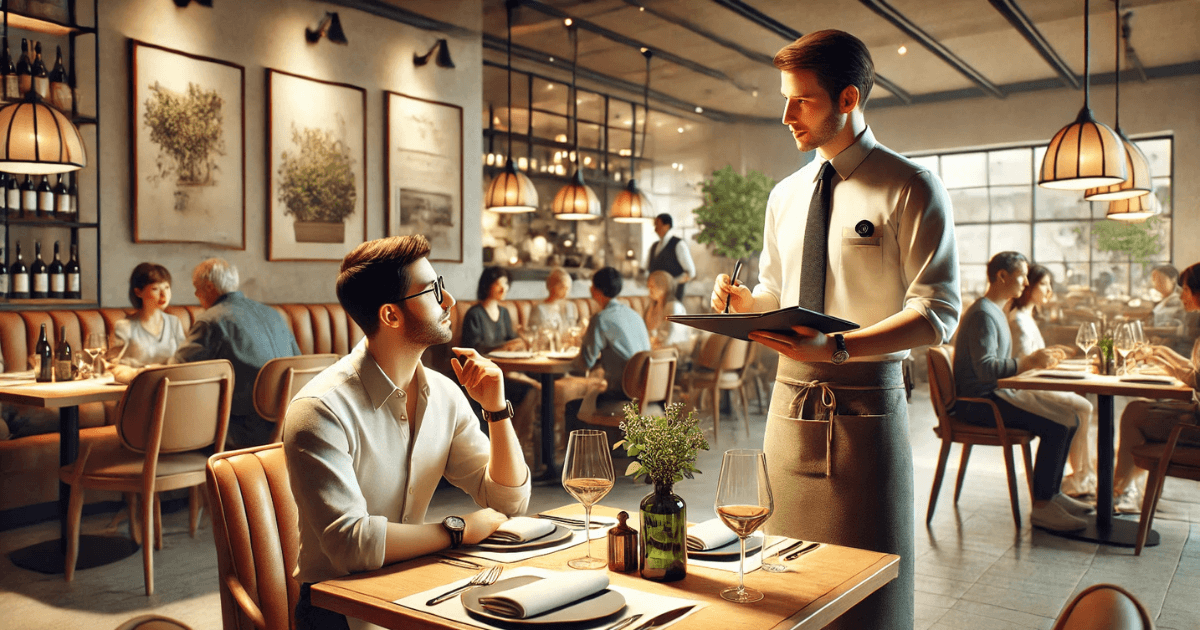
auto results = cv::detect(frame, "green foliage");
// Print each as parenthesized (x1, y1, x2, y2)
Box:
(277, 121, 357, 223)
(1090, 216, 1164, 264)
(693, 166, 775, 261)
(143, 81, 225, 186)
(613, 401, 708, 485)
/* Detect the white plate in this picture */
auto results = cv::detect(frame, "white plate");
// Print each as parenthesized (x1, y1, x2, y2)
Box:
(1037, 370, 1088, 380)
(1119, 375, 1178, 385)
(489, 351, 535, 359)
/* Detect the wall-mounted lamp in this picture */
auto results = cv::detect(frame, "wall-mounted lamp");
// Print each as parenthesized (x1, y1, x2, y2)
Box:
(173, 0, 212, 6)
(414, 39, 455, 68)
(306, 12, 348, 45)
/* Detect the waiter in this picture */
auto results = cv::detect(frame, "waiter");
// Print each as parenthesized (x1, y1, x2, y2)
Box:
(647, 212, 695, 301)
(712, 30, 959, 630)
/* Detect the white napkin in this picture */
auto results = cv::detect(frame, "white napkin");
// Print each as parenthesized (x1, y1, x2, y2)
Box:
(477, 571, 609, 618)
(686, 518, 737, 551)
(483, 517, 557, 543)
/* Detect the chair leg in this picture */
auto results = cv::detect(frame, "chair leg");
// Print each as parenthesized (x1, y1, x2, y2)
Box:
(143, 492, 155, 596)
(189, 485, 202, 537)
(64, 483, 85, 582)
(1135, 464, 1169, 555)
(953, 444, 973, 504)
(154, 494, 163, 550)
(125, 492, 142, 545)
(926, 438, 953, 524)
(1021, 442, 1035, 501)
(711, 388, 721, 448)
(1002, 444, 1023, 529)
(735, 387, 750, 438)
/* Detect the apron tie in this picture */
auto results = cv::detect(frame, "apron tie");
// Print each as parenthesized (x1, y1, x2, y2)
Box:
(782, 378, 837, 477)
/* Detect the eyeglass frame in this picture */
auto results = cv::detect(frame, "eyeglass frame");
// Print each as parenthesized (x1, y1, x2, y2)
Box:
(397, 274, 445, 305)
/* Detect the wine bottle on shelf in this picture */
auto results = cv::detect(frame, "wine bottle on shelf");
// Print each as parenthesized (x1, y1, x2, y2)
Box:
(31, 42, 48, 100)
(48, 241, 64, 299)
(35, 323, 52, 382)
(9, 241, 28, 299)
(15, 38, 30, 97)
(36, 175, 53, 218)
(67, 173, 77, 216)
(64, 242, 80, 299)
(55, 325, 72, 381)
(54, 174, 69, 219)
(21, 175, 36, 214)
(48, 45, 71, 112)
(0, 173, 7, 216)
(0, 37, 16, 102)
(6, 171, 20, 215)
(0, 247, 9, 299)
(30, 241, 47, 299)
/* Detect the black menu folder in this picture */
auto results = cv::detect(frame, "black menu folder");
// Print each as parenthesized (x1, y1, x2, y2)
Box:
(668, 306, 858, 342)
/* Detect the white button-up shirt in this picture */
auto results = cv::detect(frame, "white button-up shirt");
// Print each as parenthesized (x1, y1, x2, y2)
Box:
(754, 126, 961, 361)
(285, 339, 530, 585)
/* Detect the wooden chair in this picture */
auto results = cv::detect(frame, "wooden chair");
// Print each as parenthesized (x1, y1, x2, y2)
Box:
(253, 354, 339, 444)
(1131, 422, 1200, 555)
(582, 348, 678, 428)
(1051, 583, 1154, 629)
(925, 345, 1035, 528)
(681, 335, 753, 447)
(207, 444, 299, 630)
(59, 360, 234, 595)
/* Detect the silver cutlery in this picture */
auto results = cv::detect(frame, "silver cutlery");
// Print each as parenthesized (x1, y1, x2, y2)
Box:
(435, 554, 486, 570)
(775, 539, 808, 556)
(425, 565, 502, 606)
(534, 513, 611, 529)
(632, 605, 696, 630)
(603, 613, 643, 630)
(785, 542, 821, 561)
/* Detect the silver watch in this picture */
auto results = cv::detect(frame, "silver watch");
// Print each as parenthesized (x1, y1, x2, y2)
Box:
(831, 334, 849, 365)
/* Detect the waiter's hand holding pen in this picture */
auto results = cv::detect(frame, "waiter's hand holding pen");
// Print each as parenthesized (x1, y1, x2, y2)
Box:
(710, 261, 754, 314)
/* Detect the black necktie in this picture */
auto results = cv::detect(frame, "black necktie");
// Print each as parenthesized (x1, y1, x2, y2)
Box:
(799, 162, 836, 313)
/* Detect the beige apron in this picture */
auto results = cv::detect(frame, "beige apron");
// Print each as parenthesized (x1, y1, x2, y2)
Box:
(765, 357, 913, 630)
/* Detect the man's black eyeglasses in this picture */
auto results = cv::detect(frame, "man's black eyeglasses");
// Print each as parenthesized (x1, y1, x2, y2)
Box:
(398, 275, 444, 304)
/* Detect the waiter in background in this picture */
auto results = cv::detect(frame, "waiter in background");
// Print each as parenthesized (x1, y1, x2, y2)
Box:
(647, 212, 695, 301)
(712, 30, 959, 630)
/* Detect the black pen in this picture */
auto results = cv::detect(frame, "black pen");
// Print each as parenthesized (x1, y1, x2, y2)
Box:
(724, 261, 742, 314)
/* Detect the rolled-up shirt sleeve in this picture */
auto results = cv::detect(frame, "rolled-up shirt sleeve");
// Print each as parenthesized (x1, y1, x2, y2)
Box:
(897, 170, 961, 343)
(443, 397, 530, 515)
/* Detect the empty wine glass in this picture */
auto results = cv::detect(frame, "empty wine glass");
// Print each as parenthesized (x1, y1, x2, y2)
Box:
(715, 449, 774, 603)
(1114, 323, 1135, 376)
(562, 429, 615, 569)
(84, 332, 107, 378)
(1129, 321, 1146, 373)
(1076, 322, 1098, 368)
(517, 324, 538, 352)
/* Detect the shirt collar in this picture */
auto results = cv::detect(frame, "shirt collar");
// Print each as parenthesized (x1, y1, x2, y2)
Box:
(815, 126, 877, 183)
(658, 229, 673, 244)
(355, 340, 431, 411)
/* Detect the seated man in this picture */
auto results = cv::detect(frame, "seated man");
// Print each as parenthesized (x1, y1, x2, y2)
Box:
(953, 251, 1093, 532)
(284, 235, 528, 630)
(565, 267, 651, 431)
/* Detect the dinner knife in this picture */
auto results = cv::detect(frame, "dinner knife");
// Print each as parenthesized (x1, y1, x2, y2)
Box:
(603, 613, 643, 630)
(785, 542, 820, 561)
(631, 605, 696, 630)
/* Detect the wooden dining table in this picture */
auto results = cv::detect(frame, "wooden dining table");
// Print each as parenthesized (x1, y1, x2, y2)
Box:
(0, 374, 134, 573)
(487, 351, 578, 484)
(312, 504, 900, 630)
(997, 368, 1193, 547)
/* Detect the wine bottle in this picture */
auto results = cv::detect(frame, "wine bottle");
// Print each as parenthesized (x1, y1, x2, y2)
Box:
(30, 241, 47, 299)
(21, 175, 36, 213)
(31, 41, 48, 99)
(0, 173, 7, 216)
(55, 325, 73, 381)
(9, 241, 28, 299)
(0, 37, 16, 102)
(64, 242, 80, 299)
(67, 173, 77, 216)
(35, 323, 52, 382)
(5, 171, 20, 215)
(48, 241, 64, 299)
(48, 45, 70, 112)
(15, 38, 30, 97)
(54, 174, 69, 218)
(0, 247, 9, 299)
(36, 175, 53, 217)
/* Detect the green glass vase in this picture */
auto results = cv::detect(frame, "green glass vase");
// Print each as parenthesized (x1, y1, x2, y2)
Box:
(639, 482, 687, 582)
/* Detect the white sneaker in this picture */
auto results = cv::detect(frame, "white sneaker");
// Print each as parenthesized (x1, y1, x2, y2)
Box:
(1031, 501, 1088, 532)
(1114, 488, 1143, 515)
(1052, 492, 1096, 517)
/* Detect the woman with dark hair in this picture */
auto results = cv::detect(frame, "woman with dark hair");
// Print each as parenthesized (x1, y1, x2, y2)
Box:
(461, 266, 522, 353)
(109, 262, 187, 367)
(1148, 264, 1186, 327)
(1007, 265, 1096, 498)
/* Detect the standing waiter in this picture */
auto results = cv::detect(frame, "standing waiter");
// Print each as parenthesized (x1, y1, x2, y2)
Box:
(647, 212, 695, 301)
(712, 31, 959, 630)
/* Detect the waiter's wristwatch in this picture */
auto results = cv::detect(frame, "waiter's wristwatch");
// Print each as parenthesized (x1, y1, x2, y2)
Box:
(831, 334, 850, 365)
(442, 515, 466, 548)
(482, 400, 515, 423)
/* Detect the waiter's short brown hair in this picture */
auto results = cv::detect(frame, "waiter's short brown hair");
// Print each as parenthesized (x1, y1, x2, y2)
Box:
(774, 30, 875, 110)
(337, 235, 431, 336)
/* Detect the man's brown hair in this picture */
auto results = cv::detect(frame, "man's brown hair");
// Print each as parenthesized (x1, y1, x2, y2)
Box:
(336, 235, 432, 336)
(774, 30, 875, 110)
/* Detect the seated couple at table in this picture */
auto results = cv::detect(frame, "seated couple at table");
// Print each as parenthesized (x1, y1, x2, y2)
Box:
(954, 251, 1095, 532)
(284, 236, 531, 630)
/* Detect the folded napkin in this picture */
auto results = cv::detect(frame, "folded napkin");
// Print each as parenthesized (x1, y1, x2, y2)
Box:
(686, 518, 738, 551)
(478, 572, 609, 618)
(483, 517, 556, 544)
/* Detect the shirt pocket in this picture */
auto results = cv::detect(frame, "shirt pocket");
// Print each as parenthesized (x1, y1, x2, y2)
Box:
(839, 227, 884, 277)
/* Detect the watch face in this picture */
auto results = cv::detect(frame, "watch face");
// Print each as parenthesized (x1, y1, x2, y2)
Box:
(832, 350, 850, 365)
(444, 516, 465, 530)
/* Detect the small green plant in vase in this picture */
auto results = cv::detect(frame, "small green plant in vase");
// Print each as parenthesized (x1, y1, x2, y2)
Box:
(614, 401, 708, 582)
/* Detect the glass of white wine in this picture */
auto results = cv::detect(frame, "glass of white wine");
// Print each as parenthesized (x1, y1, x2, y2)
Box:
(715, 448, 774, 603)
(1114, 323, 1136, 376)
(562, 429, 615, 569)
(84, 332, 107, 378)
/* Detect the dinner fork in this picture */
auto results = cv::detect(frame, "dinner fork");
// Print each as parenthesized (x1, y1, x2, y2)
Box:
(425, 565, 502, 606)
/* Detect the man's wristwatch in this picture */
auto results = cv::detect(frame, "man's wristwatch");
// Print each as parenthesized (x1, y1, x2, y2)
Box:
(442, 515, 465, 548)
(831, 334, 850, 365)
(482, 400, 514, 423)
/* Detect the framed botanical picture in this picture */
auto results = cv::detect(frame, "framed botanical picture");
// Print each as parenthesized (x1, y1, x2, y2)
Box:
(385, 91, 463, 262)
(131, 40, 245, 248)
(267, 69, 367, 261)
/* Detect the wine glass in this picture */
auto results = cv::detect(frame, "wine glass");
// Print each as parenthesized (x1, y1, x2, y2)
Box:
(1114, 323, 1135, 376)
(714, 449, 774, 603)
(562, 429, 615, 569)
(517, 324, 538, 353)
(759, 516, 788, 573)
(1075, 322, 1098, 365)
(84, 332, 107, 378)
(1129, 321, 1147, 373)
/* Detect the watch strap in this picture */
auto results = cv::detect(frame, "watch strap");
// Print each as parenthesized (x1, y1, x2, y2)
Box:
(442, 517, 464, 548)
(482, 400, 515, 423)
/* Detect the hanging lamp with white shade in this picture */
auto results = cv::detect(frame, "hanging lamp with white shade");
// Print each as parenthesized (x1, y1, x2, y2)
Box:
(610, 49, 653, 223)
(1105, 187, 1158, 221)
(552, 21, 600, 220)
(484, 0, 536, 213)
(1038, 0, 1126, 190)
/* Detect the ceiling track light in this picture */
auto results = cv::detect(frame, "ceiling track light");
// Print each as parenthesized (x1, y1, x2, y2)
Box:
(305, 12, 348, 45)
(414, 39, 455, 68)
(485, 0, 537, 213)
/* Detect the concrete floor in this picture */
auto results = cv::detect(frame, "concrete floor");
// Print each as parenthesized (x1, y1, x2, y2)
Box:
(1, 381, 1198, 629)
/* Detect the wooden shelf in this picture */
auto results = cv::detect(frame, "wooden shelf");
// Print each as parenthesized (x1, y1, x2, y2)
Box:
(0, 298, 97, 311)
(1, 11, 93, 36)
(3, 216, 96, 228)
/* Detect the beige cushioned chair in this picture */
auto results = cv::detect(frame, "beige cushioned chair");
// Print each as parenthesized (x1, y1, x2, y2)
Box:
(253, 354, 339, 444)
(1052, 583, 1154, 629)
(681, 334, 754, 446)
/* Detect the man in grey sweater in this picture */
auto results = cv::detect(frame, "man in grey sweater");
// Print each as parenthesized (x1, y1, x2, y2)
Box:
(953, 251, 1094, 532)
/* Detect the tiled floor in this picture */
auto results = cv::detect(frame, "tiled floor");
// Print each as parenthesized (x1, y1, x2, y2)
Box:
(1, 381, 1198, 629)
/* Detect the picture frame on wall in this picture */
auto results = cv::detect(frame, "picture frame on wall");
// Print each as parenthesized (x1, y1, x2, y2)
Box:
(267, 69, 367, 261)
(385, 91, 463, 263)
(131, 40, 246, 249)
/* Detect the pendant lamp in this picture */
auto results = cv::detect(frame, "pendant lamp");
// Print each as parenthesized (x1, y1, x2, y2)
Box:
(1105, 188, 1158, 222)
(610, 50, 653, 223)
(1086, 0, 1151, 202)
(1038, 0, 1126, 190)
(552, 22, 600, 220)
(485, 0, 536, 213)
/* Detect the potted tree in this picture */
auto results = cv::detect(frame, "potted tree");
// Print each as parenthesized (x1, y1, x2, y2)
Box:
(277, 122, 358, 243)
(692, 165, 775, 267)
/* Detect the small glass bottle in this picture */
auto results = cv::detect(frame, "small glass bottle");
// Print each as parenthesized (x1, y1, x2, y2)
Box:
(607, 511, 639, 573)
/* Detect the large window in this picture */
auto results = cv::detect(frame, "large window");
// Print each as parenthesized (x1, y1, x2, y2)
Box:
(908, 137, 1174, 300)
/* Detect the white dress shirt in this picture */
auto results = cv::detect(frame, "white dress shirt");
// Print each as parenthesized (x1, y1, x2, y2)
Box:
(753, 126, 961, 361)
(285, 339, 531, 586)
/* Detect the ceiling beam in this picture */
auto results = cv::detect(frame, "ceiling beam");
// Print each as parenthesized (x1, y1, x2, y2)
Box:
(988, 0, 1080, 90)
(325, 0, 474, 37)
(707, 0, 912, 105)
(618, 0, 774, 66)
(858, 0, 1006, 99)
